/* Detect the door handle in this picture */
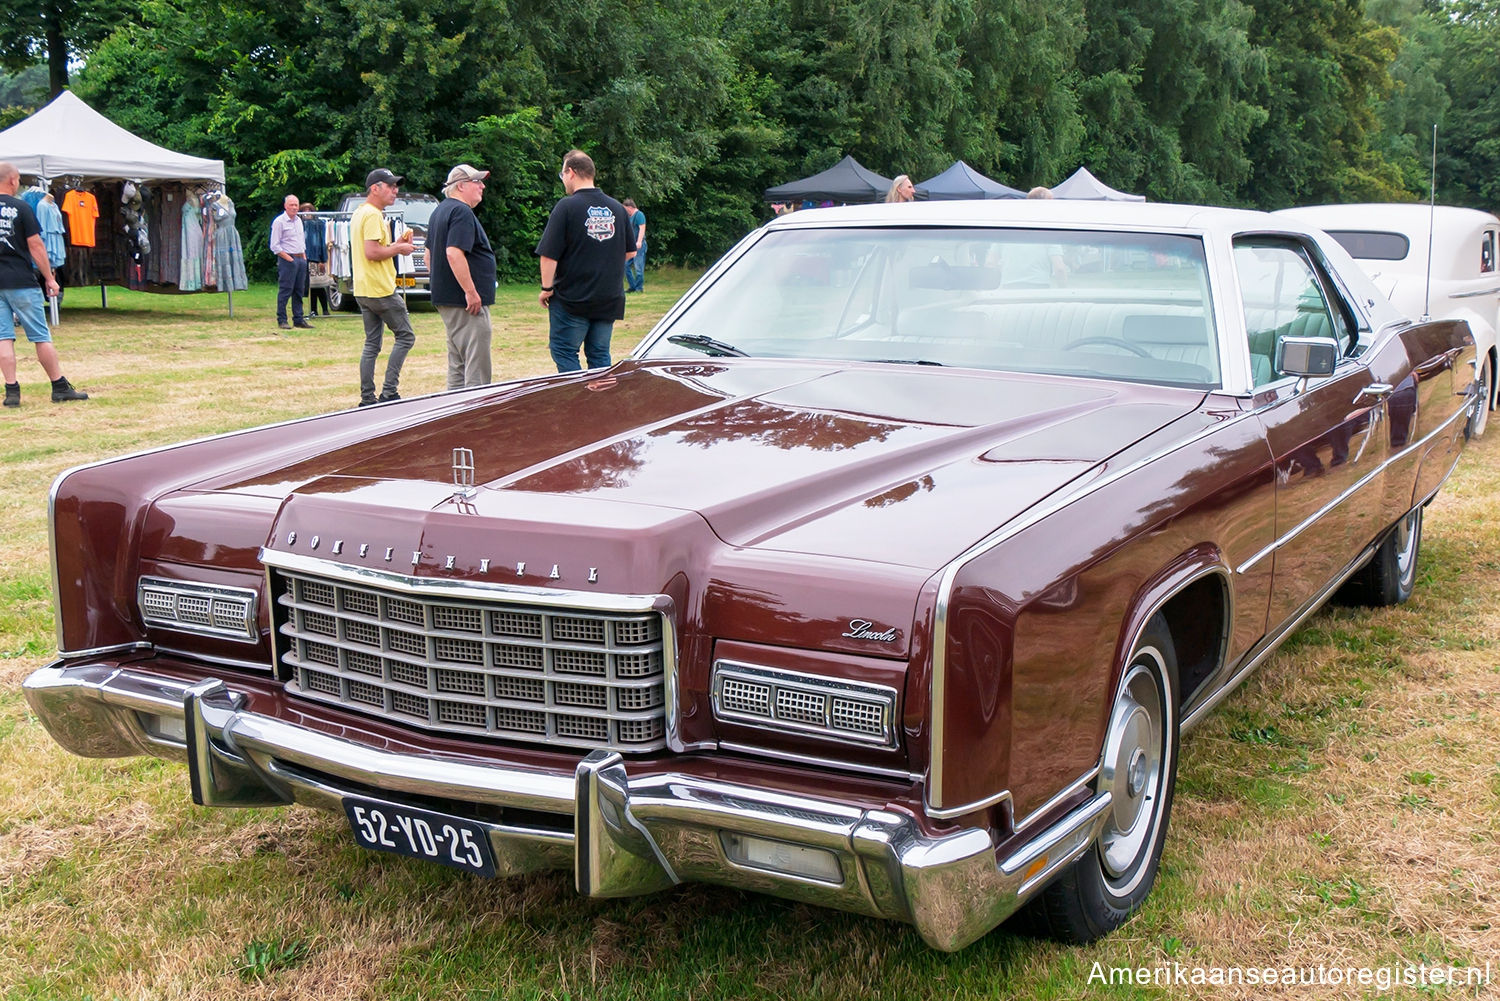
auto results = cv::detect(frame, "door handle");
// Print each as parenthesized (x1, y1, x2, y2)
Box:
(1353, 383, 1393, 403)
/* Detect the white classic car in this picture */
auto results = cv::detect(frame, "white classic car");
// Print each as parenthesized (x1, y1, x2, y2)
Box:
(1276, 203, 1499, 436)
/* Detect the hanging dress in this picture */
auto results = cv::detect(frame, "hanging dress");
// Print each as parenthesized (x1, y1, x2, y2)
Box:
(212, 195, 248, 291)
(180, 190, 205, 291)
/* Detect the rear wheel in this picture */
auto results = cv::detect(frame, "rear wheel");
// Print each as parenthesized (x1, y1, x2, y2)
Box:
(1469, 355, 1492, 438)
(1019, 615, 1179, 943)
(1339, 505, 1423, 607)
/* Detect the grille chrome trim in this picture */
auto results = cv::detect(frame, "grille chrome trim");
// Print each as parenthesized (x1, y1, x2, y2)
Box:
(137, 576, 259, 643)
(261, 550, 673, 753)
(711, 661, 898, 749)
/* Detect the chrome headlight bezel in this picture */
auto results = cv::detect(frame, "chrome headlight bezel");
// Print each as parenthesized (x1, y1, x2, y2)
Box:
(137, 576, 260, 644)
(711, 660, 898, 749)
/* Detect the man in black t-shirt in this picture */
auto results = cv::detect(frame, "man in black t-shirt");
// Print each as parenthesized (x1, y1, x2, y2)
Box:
(0, 161, 87, 407)
(428, 163, 497, 388)
(535, 150, 636, 372)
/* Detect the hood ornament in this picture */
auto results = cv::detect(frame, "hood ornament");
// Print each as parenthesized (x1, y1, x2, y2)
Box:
(452, 447, 476, 500)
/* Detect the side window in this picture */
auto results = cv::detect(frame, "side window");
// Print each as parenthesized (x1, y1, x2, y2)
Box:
(1234, 240, 1338, 387)
(1483, 230, 1496, 275)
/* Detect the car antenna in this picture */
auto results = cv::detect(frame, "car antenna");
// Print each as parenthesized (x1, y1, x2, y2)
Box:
(1423, 124, 1437, 322)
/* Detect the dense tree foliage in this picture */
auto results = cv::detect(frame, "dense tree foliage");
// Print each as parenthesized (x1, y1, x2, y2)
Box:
(0, 0, 1485, 278)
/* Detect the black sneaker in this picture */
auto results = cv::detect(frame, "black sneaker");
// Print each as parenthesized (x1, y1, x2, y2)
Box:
(377, 392, 401, 403)
(3, 383, 18, 408)
(51, 378, 88, 403)
(358, 398, 377, 407)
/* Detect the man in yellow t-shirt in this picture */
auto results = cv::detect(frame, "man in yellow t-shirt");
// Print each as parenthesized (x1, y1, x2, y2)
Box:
(352, 168, 416, 406)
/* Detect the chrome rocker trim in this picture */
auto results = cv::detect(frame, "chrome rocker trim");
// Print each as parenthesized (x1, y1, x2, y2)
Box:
(23, 661, 1111, 951)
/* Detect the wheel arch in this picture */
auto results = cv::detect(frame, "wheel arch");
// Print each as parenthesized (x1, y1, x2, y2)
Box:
(1109, 549, 1233, 718)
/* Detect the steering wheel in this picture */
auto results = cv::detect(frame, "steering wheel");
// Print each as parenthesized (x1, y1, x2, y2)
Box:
(1062, 336, 1153, 358)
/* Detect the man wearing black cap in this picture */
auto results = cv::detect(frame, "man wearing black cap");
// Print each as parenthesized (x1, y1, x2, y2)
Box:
(351, 168, 416, 406)
(428, 163, 496, 388)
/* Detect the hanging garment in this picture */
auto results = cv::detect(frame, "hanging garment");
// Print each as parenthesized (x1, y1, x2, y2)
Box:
(61, 189, 100, 247)
(201, 198, 217, 288)
(22, 188, 45, 211)
(155, 185, 182, 286)
(211, 194, 248, 291)
(304, 215, 327, 262)
(37, 197, 66, 269)
(180, 190, 204, 291)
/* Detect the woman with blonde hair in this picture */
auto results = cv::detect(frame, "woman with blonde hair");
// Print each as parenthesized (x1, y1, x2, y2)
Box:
(886, 174, 915, 203)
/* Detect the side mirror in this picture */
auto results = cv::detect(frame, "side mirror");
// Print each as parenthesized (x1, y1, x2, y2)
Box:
(1276, 336, 1339, 378)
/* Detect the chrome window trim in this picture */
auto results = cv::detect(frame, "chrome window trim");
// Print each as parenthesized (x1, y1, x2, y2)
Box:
(926, 406, 1259, 816)
(711, 660, 899, 749)
(138, 576, 260, 643)
(1235, 396, 1474, 574)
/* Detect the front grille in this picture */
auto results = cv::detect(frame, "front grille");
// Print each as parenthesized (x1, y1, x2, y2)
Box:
(272, 567, 669, 752)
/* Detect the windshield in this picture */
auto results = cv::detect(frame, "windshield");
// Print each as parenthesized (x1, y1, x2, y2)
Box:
(645, 227, 1220, 388)
(394, 197, 439, 226)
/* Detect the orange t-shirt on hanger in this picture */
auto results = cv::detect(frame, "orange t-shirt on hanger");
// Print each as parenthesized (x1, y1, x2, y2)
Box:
(61, 190, 100, 247)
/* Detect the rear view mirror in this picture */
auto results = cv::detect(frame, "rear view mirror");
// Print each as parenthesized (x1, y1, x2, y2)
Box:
(1276, 336, 1339, 378)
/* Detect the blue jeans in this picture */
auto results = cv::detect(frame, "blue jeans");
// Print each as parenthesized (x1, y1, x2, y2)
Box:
(625, 242, 646, 292)
(0, 286, 51, 342)
(548, 305, 614, 372)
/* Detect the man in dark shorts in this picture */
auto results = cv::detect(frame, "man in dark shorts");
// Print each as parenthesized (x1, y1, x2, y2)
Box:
(0, 161, 87, 407)
(535, 150, 636, 372)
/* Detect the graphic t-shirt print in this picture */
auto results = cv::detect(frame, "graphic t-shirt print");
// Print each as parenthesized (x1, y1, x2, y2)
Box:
(585, 205, 616, 242)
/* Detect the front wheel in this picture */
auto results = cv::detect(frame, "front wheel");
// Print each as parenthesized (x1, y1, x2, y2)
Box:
(1019, 615, 1179, 943)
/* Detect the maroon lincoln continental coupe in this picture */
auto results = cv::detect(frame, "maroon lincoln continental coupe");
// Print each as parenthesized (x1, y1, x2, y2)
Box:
(26, 201, 1479, 949)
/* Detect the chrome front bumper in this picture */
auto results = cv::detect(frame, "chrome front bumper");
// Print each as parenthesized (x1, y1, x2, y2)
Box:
(24, 662, 1111, 951)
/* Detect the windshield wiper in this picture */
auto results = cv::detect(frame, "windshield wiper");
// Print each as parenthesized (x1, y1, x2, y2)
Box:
(868, 358, 944, 366)
(666, 333, 749, 357)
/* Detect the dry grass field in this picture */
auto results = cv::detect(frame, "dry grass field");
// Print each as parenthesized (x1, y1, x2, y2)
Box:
(1, 278, 1496, 1000)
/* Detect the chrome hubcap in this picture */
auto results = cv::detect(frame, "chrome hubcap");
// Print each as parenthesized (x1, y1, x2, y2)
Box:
(1099, 657, 1167, 893)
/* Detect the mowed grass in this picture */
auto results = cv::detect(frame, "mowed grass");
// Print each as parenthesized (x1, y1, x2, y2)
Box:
(1, 279, 1497, 999)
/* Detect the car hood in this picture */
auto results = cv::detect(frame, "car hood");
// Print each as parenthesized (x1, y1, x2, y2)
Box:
(198, 359, 1203, 571)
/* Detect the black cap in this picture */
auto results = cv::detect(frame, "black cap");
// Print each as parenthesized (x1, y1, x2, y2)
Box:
(365, 168, 403, 188)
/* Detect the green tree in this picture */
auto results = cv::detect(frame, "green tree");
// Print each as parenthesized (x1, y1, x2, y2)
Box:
(1242, 0, 1405, 206)
(1075, 0, 1266, 203)
(0, 0, 134, 97)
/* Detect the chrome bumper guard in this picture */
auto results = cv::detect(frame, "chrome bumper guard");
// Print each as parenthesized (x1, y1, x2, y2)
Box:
(24, 662, 1111, 951)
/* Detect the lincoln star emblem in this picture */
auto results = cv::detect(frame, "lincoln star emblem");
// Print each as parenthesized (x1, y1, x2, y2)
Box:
(453, 447, 476, 499)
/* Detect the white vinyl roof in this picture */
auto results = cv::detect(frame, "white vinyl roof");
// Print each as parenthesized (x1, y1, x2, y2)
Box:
(0, 91, 225, 184)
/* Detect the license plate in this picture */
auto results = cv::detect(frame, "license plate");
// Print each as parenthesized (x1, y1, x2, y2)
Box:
(343, 796, 497, 877)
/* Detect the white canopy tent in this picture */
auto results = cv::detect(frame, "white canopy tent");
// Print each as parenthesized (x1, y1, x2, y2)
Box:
(1052, 166, 1146, 202)
(0, 90, 225, 183)
(0, 91, 236, 313)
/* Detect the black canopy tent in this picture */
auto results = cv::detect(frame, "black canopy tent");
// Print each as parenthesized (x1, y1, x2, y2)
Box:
(764, 155, 896, 204)
(918, 161, 1024, 200)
